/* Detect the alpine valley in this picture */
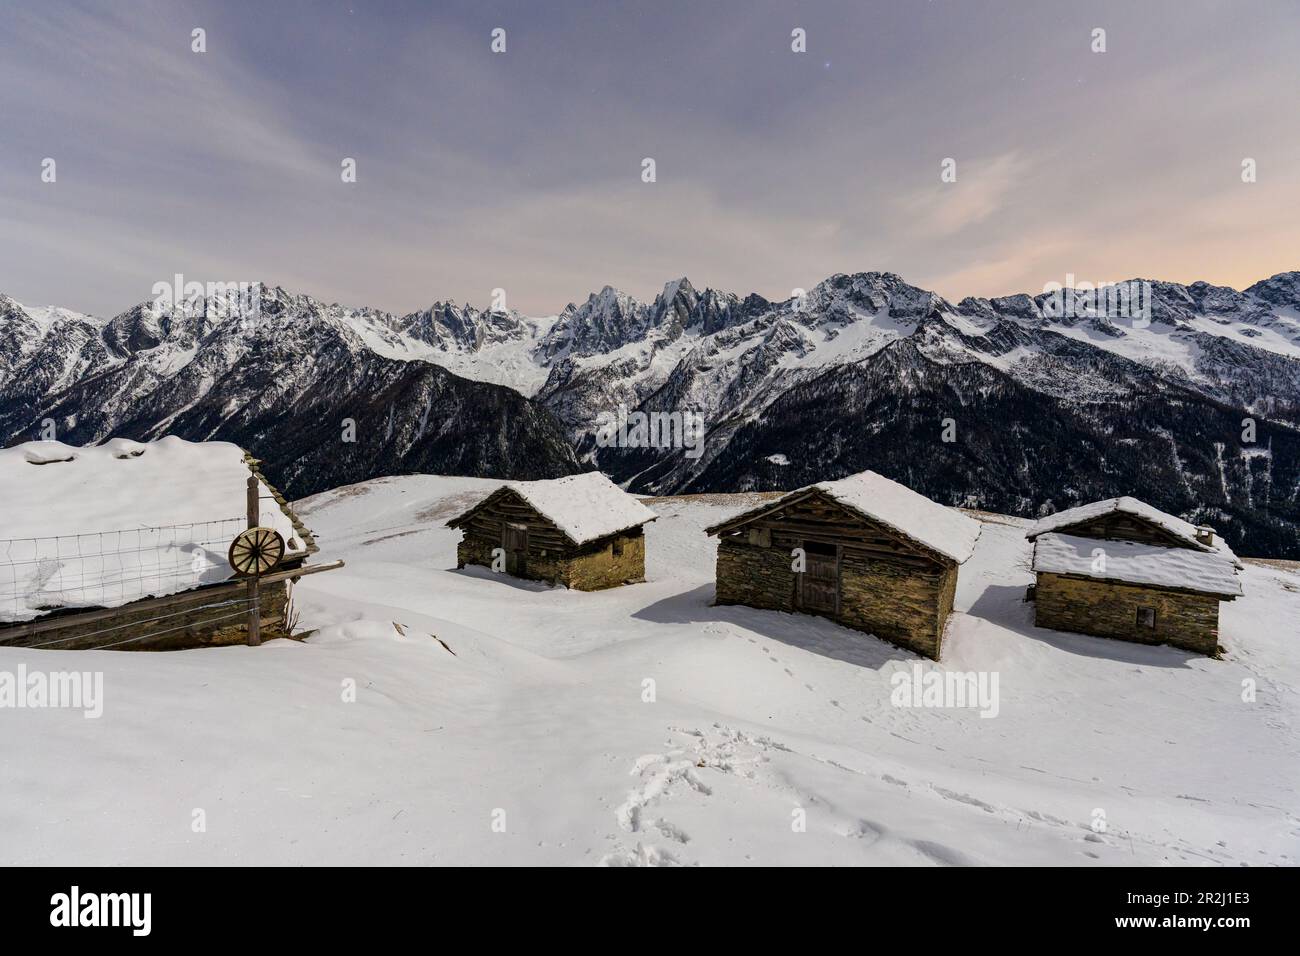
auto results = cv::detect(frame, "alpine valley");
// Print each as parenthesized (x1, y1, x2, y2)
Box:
(3, 271, 1299, 558)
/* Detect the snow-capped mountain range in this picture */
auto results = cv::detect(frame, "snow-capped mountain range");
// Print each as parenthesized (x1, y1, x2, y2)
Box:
(3, 270, 1299, 557)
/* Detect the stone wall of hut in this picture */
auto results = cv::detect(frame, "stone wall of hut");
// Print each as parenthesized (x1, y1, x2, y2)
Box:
(566, 531, 646, 591)
(1033, 572, 1221, 655)
(0, 578, 293, 651)
(837, 556, 954, 659)
(715, 538, 796, 611)
(714, 538, 953, 659)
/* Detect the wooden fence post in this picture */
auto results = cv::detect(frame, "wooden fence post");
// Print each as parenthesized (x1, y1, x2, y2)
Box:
(246, 473, 261, 647)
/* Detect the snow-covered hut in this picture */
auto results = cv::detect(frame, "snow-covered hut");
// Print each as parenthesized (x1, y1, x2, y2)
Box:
(1026, 497, 1242, 655)
(447, 472, 657, 590)
(0, 437, 328, 650)
(704, 471, 982, 659)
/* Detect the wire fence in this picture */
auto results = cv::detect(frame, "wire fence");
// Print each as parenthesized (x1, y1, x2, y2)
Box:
(0, 517, 248, 627)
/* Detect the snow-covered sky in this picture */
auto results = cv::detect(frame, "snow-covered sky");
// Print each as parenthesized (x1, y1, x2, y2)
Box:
(2, 0, 1298, 317)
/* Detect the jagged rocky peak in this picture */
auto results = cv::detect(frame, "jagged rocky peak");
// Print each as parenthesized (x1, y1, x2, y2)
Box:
(1245, 271, 1300, 309)
(399, 297, 532, 353)
(802, 272, 948, 322)
(535, 284, 650, 360)
(583, 284, 645, 325)
(954, 296, 993, 319)
(476, 303, 532, 345)
(0, 292, 26, 319)
(954, 293, 1040, 323)
(401, 301, 480, 351)
(650, 277, 699, 337)
(1020, 277, 1247, 328)
(692, 287, 744, 335)
(104, 291, 235, 353)
(0, 296, 43, 373)
(648, 278, 759, 338)
(737, 292, 772, 318)
(397, 301, 454, 346)
(1138, 280, 1219, 327)
(990, 293, 1042, 321)
(761, 317, 816, 359)
(0, 295, 115, 395)
(104, 300, 169, 353)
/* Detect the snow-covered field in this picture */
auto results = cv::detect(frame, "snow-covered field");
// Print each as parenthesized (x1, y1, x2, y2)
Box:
(2, 475, 1297, 866)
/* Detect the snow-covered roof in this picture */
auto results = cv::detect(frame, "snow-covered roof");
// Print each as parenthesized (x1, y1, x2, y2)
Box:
(0, 437, 309, 623)
(707, 470, 982, 564)
(1026, 496, 1240, 566)
(449, 472, 657, 546)
(1032, 533, 1242, 598)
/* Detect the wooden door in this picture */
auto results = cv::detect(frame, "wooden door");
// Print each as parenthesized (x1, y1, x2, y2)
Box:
(503, 523, 528, 576)
(798, 541, 839, 615)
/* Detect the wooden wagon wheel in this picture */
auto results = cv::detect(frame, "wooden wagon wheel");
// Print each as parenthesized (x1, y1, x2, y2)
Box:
(228, 526, 285, 577)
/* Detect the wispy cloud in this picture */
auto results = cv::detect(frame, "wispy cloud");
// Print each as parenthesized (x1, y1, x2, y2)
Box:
(1, 0, 1297, 316)
(898, 151, 1032, 238)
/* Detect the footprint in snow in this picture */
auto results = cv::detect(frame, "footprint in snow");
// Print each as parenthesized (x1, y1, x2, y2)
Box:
(843, 819, 885, 844)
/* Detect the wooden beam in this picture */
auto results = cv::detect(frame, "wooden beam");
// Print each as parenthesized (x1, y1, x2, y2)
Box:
(246, 474, 261, 647)
(0, 561, 344, 641)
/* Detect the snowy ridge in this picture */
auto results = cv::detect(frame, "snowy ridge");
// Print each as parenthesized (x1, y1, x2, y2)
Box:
(4, 269, 1300, 557)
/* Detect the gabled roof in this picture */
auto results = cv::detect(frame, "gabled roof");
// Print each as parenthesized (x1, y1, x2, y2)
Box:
(447, 472, 657, 546)
(0, 437, 315, 623)
(1026, 496, 1240, 567)
(1033, 533, 1242, 598)
(705, 470, 982, 564)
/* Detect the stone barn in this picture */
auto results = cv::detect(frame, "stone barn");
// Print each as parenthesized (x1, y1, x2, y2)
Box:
(0, 437, 333, 650)
(1026, 497, 1243, 655)
(704, 471, 982, 659)
(447, 472, 657, 590)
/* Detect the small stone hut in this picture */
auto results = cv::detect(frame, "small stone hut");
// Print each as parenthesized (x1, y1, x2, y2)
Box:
(0, 437, 327, 650)
(447, 472, 657, 590)
(704, 471, 982, 659)
(1026, 497, 1243, 655)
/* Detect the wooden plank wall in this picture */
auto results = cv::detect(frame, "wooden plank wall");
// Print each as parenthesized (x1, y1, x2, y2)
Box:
(457, 491, 571, 555)
(1050, 513, 1196, 550)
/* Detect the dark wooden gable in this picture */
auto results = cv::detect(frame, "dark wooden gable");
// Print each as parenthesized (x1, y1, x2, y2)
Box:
(450, 488, 572, 552)
(716, 489, 948, 568)
(1049, 511, 1197, 551)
